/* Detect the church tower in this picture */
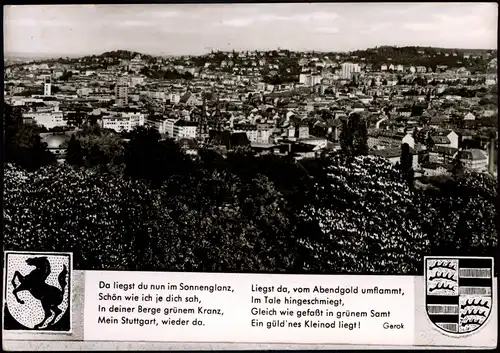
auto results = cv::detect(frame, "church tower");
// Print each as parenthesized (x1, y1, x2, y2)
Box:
(198, 95, 209, 139)
(44, 76, 52, 96)
(213, 94, 223, 132)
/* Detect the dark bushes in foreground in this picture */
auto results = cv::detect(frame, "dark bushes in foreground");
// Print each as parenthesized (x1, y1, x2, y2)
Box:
(4, 153, 497, 275)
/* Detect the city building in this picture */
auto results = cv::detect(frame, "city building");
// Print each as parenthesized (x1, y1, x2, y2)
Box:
(23, 109, 65, 129)
(44, 77, 51, 96)
(101, 111, 145, 132)
(173, 120, 198, 139)
(299, 73, 323, 87)
(115, 77, 129, 107)
(457, 149, 488, 172)
(340, 62, 361, 80)
(164, 118, 179, 138)
(234, 123, 259, 142)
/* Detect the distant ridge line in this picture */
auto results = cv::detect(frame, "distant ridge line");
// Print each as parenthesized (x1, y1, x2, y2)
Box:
(5, 45, 497, 63)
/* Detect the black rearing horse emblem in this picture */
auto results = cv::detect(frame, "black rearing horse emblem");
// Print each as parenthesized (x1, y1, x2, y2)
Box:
(11, 257, 68, 329)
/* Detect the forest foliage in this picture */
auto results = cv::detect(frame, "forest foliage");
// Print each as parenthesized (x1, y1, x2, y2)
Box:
(3, 106, 497, 274)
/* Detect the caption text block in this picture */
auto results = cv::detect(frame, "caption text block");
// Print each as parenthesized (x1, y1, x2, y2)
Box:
(84, 271, 415, 344)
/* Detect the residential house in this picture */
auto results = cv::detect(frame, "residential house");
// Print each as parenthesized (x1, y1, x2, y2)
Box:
(402, 133, 415, 149)
(358, 95, 373, 105)
(429, 146, 458, 164)
(296, 124, 309, 139)
(102, 116, 132, 132)
(178, 138, 199, 156)
(145, 115, 172, 135)
(446, 130, 460, 149)
(167, 94, 181, 104)
(464, 112, 476, 120)
(368, 130, 411, 150)
(457, 149, 488, 172)
(421, 162, 452, 176)
(179, 93, 199, 107)
(429, 115, 448, 129)
(101, 110, 145, 132)
(256, 122, 272, 143)
(431, 135, 451, 147)
(164, 118, 179, 138)
(396, 107, 412, 118)
(23, 110, 65, 129)
(233, 123, 259, 142)
(352, 102, 365, 113)
(173, 120, 198, 140)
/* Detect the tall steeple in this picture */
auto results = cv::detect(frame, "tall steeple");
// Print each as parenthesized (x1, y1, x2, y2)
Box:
(201, 95, 206, 121)
(214, 94, 223, 131)
(198, 93, 209, 139)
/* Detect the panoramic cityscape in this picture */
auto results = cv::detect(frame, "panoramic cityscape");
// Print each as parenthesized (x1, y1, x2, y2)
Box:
(3, 3, 498, 275)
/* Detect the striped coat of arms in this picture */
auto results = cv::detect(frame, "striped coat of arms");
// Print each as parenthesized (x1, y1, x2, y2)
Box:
(425, 257, 493, 335)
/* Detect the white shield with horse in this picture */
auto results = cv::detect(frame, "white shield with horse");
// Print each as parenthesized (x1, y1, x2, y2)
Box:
(4, 252, 72, 332)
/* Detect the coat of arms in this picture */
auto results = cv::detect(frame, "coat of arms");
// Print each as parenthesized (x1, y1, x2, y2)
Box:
(425, 256, 493, 335)
(3, 251, 72, 332)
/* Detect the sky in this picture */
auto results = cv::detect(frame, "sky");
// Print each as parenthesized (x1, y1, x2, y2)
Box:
(3, 3, 498, 57)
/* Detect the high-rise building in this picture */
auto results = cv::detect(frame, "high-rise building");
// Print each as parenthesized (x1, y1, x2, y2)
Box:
(299, 73, 323, 87)
(299, 73, 309, 85)
(44, 76, 51, 96)
(340, 62, 361, 80)
(115, 77, 129, 107)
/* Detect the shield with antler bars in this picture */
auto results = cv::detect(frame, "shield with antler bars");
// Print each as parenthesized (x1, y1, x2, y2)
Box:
(425, 256, 494, 335)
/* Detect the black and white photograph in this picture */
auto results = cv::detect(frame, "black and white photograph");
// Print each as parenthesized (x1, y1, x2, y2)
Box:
(3, 2, 498, 279)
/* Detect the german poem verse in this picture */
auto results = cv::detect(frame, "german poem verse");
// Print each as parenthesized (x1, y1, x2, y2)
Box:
(84, 272, 414, 344)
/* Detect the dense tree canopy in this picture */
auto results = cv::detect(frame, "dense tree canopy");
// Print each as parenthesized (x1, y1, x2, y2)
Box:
(3, 103, 55, 170)
(417, 173, 498, 262)
(299, 156, 429, 274)
(339, 113, 368, 157)
(3, 164, 297, 272)
(4, 150, 496, 274)
(123, 126, 195, 186)
(4, 164, 159, 270)
(65, 124, 125, 173)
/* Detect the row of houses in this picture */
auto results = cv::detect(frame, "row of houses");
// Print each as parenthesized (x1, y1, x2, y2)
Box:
(370, 144, 488, 175)
(368, 129, 462, 150)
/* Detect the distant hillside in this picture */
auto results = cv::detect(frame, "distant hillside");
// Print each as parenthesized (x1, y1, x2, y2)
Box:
(347, 46, 496, 70)
(372, 46, 495, 53)
(5, 46, 497, 74)
(98, 50, 153, 60)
